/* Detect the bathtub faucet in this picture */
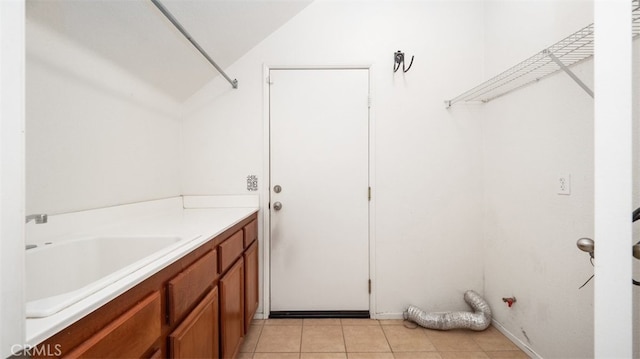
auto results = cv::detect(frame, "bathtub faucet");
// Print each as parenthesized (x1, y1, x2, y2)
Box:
(25, 214, 48, 224)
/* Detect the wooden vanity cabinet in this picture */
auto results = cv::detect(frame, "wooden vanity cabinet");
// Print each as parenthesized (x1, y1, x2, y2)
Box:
(34, 212, 258, 359)
(168, 287, 219, 359)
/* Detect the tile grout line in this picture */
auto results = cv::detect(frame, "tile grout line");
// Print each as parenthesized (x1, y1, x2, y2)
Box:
(298, 322, 303, 359)
(340, 321, 347, 358)
(298, 322, 302, 358)
(379, 321, 394, 355)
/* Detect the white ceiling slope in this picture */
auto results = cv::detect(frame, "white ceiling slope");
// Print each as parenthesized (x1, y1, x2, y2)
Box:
(26, 0, 313, 102)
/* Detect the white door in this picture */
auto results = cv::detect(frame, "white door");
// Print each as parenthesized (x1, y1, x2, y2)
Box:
(269, 68, 370, 313)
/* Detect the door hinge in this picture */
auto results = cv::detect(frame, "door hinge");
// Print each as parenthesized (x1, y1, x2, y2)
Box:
(368, 95, 372, 108)
(267, 76, 273, 85)
(368, 187, 371, 201)
(368, 279, 372, 294)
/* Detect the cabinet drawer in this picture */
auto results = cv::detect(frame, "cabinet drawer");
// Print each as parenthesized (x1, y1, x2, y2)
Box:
(63, 291, 161, 358)
(243, 219, 257, 247)
(219, 231, 244, 273)
(167, 250, 217, 325)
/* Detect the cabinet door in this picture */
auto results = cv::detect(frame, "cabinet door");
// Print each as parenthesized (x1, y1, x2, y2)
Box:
(169, 287, 219, 359)
(244, 241, 259, 332)
(220, 258, 244, 359)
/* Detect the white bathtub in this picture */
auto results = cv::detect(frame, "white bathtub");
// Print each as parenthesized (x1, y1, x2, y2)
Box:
(25, 235, 196, 318)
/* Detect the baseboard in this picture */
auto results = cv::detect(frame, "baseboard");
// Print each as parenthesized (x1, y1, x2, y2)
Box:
(269, 310, 370, 319)
(491, 319, 542, 359)
(371, 312, 405, 320)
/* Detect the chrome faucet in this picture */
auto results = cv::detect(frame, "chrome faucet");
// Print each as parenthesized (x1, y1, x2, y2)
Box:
(25, 214, 48, 224)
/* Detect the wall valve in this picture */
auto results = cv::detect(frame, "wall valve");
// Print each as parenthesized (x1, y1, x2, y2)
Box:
(502, 297, 516, 308)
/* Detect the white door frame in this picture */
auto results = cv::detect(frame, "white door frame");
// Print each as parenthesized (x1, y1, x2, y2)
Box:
(261, 64, 376, 319)
(593, 1, 633, 356)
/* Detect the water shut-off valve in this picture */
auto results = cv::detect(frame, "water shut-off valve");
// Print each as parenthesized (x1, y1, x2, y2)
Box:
(502, 297, 516, 308)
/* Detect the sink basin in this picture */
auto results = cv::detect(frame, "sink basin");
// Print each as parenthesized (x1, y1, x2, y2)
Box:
(25, 235, 190, 318)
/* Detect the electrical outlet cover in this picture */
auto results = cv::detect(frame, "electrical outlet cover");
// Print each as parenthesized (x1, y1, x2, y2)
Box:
(558, 173, 571, 195)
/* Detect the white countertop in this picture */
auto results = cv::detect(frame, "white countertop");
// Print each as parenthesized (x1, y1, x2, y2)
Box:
(25, 202, 258, 345)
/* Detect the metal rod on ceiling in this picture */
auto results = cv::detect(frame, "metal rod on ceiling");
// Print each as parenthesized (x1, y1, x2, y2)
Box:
(150, 0, 238, 89)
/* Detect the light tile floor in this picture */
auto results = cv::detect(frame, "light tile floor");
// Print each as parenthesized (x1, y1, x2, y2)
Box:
(238, 319, 530, 359)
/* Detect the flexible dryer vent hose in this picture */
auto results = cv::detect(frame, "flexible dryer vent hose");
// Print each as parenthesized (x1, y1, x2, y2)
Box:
(404, 290, 492, 331)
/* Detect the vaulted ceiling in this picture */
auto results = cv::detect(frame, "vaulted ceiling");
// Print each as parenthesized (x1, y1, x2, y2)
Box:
(26, 0, 313, 102)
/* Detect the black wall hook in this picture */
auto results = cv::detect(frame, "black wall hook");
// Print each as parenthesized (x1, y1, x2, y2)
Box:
(394, 50, 414, 73)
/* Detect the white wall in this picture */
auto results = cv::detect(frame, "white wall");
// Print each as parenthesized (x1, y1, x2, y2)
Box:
(483, 1, 595, 75)
(181, 0, 486, 316)
(25, 20, 183, 215)
(482, 64, 594, 358)
(1, 1, 26, 357)
(633, 35, 640, 359)
(481, 1, 596, 358)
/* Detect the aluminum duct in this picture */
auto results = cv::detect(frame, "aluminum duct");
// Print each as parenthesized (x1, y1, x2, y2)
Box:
(404, 290, 492, 331)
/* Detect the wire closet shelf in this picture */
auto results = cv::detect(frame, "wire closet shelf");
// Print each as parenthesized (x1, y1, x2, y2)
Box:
(445, 0, 640, 108)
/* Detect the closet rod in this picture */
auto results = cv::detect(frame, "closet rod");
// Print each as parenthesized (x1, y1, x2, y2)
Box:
(150, 0, 238, 89)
